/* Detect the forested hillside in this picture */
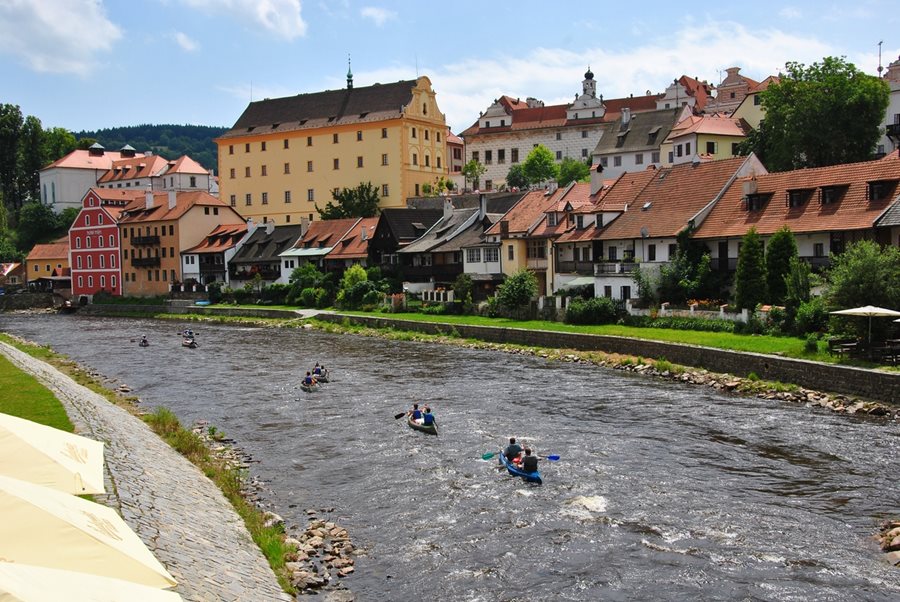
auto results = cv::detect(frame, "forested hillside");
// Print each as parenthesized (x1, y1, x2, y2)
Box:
(74, 124, 227, 172)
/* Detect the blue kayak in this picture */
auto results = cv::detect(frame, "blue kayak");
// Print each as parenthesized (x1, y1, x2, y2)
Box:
(498, 450, 542, 484)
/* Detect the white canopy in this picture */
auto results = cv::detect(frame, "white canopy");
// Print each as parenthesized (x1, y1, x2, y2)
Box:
(0, 562, 183, 602)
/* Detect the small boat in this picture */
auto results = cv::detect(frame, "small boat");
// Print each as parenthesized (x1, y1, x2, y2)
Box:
(300, 382, 320, 393)
(182, 338, 198, 349)
(311, 371, 329, 383)
(498, 450, 542, 484)
(407, 414, 438, 435)
(139, 340, 149, 348)
(57, 300, 77, 314)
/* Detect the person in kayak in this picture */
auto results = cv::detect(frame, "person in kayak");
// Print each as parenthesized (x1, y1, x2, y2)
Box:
(302, 371, 316, 386)
(313, 363, 322, 376)
(504, 438, 523, 462)
(520, 448, 538, 473)
(409, 403, 423, 421)
(422, 407, 435, 427)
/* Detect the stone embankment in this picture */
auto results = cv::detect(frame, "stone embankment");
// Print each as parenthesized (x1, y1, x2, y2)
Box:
(876, 522, 900, 566)
(190, 421, 358, 598)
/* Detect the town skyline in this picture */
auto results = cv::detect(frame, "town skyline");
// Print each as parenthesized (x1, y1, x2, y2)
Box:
(1, 1, 898, 134)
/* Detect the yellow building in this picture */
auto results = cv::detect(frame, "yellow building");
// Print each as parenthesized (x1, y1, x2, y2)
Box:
(661, 114, 750, 165)
(25, 238, 70, 287)
(732, 75, 779, 130)
(118, 191, 245, 296)
(217, 74, 448, 225)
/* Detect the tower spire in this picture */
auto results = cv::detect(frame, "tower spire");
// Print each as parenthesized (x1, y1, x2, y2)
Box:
(347, 54, 353, 89)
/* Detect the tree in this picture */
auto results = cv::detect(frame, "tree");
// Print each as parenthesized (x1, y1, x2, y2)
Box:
(742, 57, 889, 171)
(19, 115, 45, 203)
(496, 269, 538, 313)
(827, 240, 900, 311)
(557, 157, 590, 187)
(56, 207, 80, 231)
(43, 127, 77, 162)
(0, 104, 24, 215)
(462, 159, 487, 190)
(734, 227, 767, 310)
(316, 182, 380, 219)
(505, 164, 529, 189)
(522, 145, 559, 185)
(765, 226, 797, 304)
(783, 256, 812, 333)
(16, 201, 59, 250)
(655, 228, 716, 304)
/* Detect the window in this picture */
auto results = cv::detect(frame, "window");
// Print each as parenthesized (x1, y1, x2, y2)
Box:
(415, 184, 420, 196)
(284, 139, 289, 149)
(813, 242, 824, 257)
(437, 157, 441, 168)
(601, 157, 608, 167)
(412, 127, 417, 139)
(77, 275, 83, 287)
(108, 235, 114, 246)
(412, 154, 418, 166)
(731, 143, 740, 156)
(508, 244, 514, 260)
(576, 215, 584, 229)
(382, 128, 388, 138)
(230, 168, 235, 179)
(357, 156, 364, 168)
(75, 237, 81, 249)
(284, 162, 290, 174)
(425, 155, 430, 167)
(607, 246, 617, 261)
(230, 194, 236, 207)
(333, 133, 339, 143)
(621, 285, 631, 300)
(261, 141, 267, 151)
(307, 189, 315, 201)
(556, 132, 562, 141)
(471, 151, 479, 162)
(651, 151, 660, 163)
(613, 156, 622, 167)
(262, 192, 268, 205)
(229, 145, 234, 155)
(467, 248, 481, 263)
(261, 165, 267, 176)
(511, 148, 519, 163)
(245, 193, 252, 206)
(437, 132, 441, 142)
(582, 149, 588, 158)
(76, 256, 82, 268)
(111, 275, 117, 288)
(746, 194, 767, 211)
(821, 187, 842, 205)
(485, 150, 492, 164)
(333, 158, 340, 170)
(686, 142, 691, 155)
(86, 237, 91, 249)
(556, 151, 563, 160)
(868, 181, 892, 201)
(425, 130, 429, 141)
(582, 130, 588, 139)
(357, 131, 363, 141)
(99, 255, 105, 268)
(307, 136, 312, 146)
(245, 166, 251, 177)
(676, 145, 683, 158)
(382, 184, 389, 197)
(111, 254, 116, 268)
(635, 153, 644, 165)
(754, 95, 761, 106)
(485, 179, 492, 191)
(547, 213, 558, 226)
(88, 275, 93, 288)
(245, 143, 250, 153)
(787, 190, 808, 208)
(382, 153, 388, 166)
(485, 248, 499, 263)
(485, 121, 490, 128)
(603, 285, 612, 298)
(87, 256, 92, 268)
(307, 160, 313, 172)
(85, 215, 91, 226)
(647, 244, 656, 261)
(706, 141, 717, 154)
(527, 240, 546, 259)
(668, 151, 674, 163)
(669, 243, 677, 258)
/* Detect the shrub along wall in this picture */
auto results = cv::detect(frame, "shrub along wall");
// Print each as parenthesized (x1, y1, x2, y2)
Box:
(319, 314, 900, 405)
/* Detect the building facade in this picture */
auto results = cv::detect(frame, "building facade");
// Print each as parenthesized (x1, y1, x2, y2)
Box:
(217, 75, 449, 225)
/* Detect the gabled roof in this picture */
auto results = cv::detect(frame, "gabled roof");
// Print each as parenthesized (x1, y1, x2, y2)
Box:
(678, 75, 713, 111)
(400, 208, 480, 254)
(220, 79, 421, 139)
(164, 155, 208, 175)
(231, 224, 304, 264)
(97, 155, 169, 183)
(600, 156, 759, 240)
(593, 107, 683, 155)
(41, 149, 146, 171)
(293, 218, 359, 250)
(665, 114, 750, 141)
(118, 191, 232, 224)
(694, 154, 900, 239)
(26, 241, 69, 261)
(485, 190, 558, 236)
(182, 224, 249, 254)
(326, 217, 379, 260)
(0, 262, 23, 277)
(376, 208, 444, 244)
(82, 188, 146, 219)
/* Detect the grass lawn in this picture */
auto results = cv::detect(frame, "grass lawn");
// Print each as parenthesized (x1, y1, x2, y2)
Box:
(0, 352, 73, 432)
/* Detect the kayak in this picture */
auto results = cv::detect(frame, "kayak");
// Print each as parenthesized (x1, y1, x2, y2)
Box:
(498, 450, 542, 484)
(182, 338, 198, 348)
(407, 414, 437, 435)
(311, 372, 329, 383)
(300, 382, 320, 393)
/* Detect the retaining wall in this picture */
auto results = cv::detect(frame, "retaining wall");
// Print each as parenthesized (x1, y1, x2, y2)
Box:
(317, 314, 900, 405)
(77, 304, 301, 320)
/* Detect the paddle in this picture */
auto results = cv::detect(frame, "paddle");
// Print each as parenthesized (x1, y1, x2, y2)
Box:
(482, 451, 560, 461)
(394, 412, 407, 419)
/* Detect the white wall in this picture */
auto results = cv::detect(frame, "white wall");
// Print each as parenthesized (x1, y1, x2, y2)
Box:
(40, 168, 103, 214)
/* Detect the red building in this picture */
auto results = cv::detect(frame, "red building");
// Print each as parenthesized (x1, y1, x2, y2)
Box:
(69, 188, 144, 298)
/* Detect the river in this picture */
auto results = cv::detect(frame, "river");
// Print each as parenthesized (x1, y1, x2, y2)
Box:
(2, 313, 898, 601)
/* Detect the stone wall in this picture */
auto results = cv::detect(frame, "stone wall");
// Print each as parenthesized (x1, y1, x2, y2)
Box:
(0, 293, 54, 311)
(318, 314, 900, 405)
(78, 304, 300, 320)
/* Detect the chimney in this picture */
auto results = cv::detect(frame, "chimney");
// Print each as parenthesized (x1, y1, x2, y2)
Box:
(361, 226, 368, 241)
(500, 220, 509, 237)
(266, 222, 275, 235)
(622, 107, 631, 125)
(443, 197, 454, 220)
(145, 191, 154, 209)
(300, 216, 310, 236)
(478, 193, 487, 219)
(167, 191, 177, 210)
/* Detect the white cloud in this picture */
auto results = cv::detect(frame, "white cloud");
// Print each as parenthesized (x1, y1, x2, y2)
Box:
(183, 0, 306, 40)
(173, 31, 199, 52)
(0, 0, 121, 75)
(360, 6, 396, 27)
(779, 7, 802, 19)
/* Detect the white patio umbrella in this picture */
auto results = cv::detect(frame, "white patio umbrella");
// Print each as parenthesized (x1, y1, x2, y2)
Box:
(0, 412, 105, 494)
(829, 305, 900, 344)
(0, 474, 177, 589)
(0, 562, 183, 602)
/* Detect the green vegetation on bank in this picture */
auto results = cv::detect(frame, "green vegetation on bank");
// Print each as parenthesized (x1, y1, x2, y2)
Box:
(0, 350, 73, 431)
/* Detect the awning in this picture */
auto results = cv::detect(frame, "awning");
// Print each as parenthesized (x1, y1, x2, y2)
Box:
(279, 247, 333, 258)
(558, 276, 595, 289)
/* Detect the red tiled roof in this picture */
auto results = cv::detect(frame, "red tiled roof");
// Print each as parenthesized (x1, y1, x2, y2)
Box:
(97, 155, 169, 183)
(26, 241, 69, 260)
(166, 155, 207, 174)
(600, 156, 754, 240)
(693, 154, 900, 239)
(485, 190, 556, 236)
(42, 149, 145, 171)
(293, 218, 359, 249)
(183, 224, 248, 254)
(118, 191, 233, 223)
(326, 217, 379, 259)
(665, 114, 750, 141)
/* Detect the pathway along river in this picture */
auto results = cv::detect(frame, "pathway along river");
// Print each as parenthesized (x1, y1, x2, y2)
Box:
(2, 314, 898, 601)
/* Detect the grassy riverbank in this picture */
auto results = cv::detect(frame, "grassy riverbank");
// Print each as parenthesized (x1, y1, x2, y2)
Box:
(0, 332, 297, 596)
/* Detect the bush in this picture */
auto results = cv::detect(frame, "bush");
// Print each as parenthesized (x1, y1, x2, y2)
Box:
(419, 303, 448, 315)
(796, 296, 828, 335)
(259, 283, 290, 305)
(765, 306, 787, 334)
(734, 313, 766, 335)
(804, 333, 819, 353)
(564, 297, 619, 325)
(622, 315, 736, 333)
(299, 287, 318, 307)
(314, 288, 330, 308)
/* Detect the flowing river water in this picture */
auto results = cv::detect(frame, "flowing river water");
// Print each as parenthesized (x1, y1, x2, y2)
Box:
(2, 313, 899, 601)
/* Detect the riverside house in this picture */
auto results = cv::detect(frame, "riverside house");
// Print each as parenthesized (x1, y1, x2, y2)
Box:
(180, 223, 250, 288)
(25, 238, 70, 292)
(230, 223, 304, 286)
(278, 218, 359, 278)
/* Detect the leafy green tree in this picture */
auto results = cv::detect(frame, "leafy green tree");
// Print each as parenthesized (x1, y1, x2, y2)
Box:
(317, 182, 380, 219)
(452, 272, 473, 302)
(0, 234, 22, 262)
(827, 240, 900, 311)
(16, 201, 58, 250)
(734, 227, 767, 310)
(655, 229, 715, 304)
(44, 127, 77, 162)
(56, 207, 80, 231)
(742, 57, 889, 171)
(505, 164, 529, 189)
(462, 159, 487, 190)
(783, 256, 813, 333)
(557, 157, 590, 186)
(0, 104, 24, 215)
(765, 226, 797, 304)
(335, 263, 379, 309)
(18, 115, 45, 203)
(496, 269, 538, 313)
(522, 145, 559, 185)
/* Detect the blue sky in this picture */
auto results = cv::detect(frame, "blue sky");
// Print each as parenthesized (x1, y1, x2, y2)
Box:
(1, 0, 898, 134)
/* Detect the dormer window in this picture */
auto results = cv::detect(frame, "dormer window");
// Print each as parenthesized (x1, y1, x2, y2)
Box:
(500, 119, 505, 127)
(485, 121, 490, 128)
(867, 180, 895, 202)
(820, 186, 846, 205)
(547, 213, 558, 226)
(745, 193, 770, 212)
(786, 189, 812, 208)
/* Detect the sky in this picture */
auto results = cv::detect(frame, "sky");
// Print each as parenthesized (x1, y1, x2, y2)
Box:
(1, 0, 899, 135)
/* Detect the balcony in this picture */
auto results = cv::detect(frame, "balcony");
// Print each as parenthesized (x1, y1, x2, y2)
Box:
(594, 262, 637, 275)
(710, 257, 738, 271)
(131, 257, 160, 267)
(800, 255, 831, 270)
(526, 257, 548, 270)
(887, 123, 900, 139)
(556, 260, 595, 275)
(131, 235, 160, 245)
